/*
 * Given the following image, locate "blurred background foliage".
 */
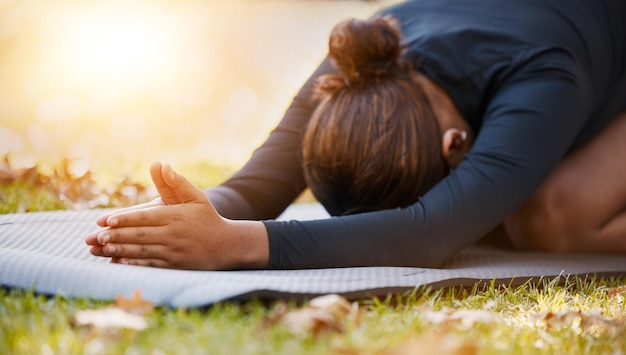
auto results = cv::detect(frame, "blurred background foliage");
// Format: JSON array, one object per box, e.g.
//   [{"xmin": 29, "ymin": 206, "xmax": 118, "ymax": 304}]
[{"xmin": 0, "ymin": 0, "xmax": 399, "ymax": 210}]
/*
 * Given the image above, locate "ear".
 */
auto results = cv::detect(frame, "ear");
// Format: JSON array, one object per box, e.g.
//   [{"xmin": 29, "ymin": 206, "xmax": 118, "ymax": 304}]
[{"xmin": 442, "ymin": 128, "xmax": 468, "ymax": 168}]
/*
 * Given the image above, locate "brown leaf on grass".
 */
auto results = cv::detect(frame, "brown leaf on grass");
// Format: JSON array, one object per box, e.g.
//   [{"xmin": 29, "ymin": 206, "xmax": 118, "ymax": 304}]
[
  {"xmin": 72, "ymin": 307, "xmax": 149, "ymax": 331},
  {"xmin": 533, "ymin": 310, "xmax": 624, "ymax": 334},
  {"xmin": 281, "ymin": 307, "xmax": 342, "ymax": 335},
  {"xmin": 262, "ymin": 301, "xmax": 290, "ymax": 328},
  {"xmin": 2, "ymin": 158, "xmax": 152, "ymax": 211},
  {"xmin": 0, "ymin": 160, "xmax": 19, "ymax": 182},
  {"xmin": 384, "ymin": 333, "xmax": 479, "ymax": 355},
  {"xmin": 381, "ymin": 304, "xmax": 493, "ymax": 355},
  {"xmin": 115, "ymin": 290, "xmax": 155, "ymax": 315},
  {"xmin": 606, "ymin": 285, "xmax": 626, "ymax": 299},
  {"xmin": 309, "ymin": 293, "xmax": 355, "ymax": 322},
  {"xmin": 418, "ymin": 307, "xmax": 500, "ymax": 330},
  {"xmin": 266, "ymin": 294, "xmax": 358, "ymax": 337},
  {"xmin": 71, "ymin": 290, "xmax": 153, "ymax": 331}
]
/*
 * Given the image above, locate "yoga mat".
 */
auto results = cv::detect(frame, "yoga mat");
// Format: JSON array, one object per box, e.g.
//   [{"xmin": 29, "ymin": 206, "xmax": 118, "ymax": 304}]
[{"xmin": 1, "ymin": 204, "xmax": 625, "ymax": 307}]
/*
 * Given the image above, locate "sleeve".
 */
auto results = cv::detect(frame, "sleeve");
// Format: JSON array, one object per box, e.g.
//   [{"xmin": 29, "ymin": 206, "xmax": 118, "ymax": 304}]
[
  {"xmin": 205, "ymin": 58, "xmax": 336, "ymax": 220},
  {"xmin": 264, "ymin": 57, "xmax": 595, "ymax": 269}
]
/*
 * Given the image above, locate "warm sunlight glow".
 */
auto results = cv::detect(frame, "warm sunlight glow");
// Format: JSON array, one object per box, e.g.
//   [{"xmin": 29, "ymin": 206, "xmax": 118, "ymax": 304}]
[
  {"xmin": 0, "ymin": 0, "xmax": 391, "ymax": 178},
  {"xmin": 57, "ymin": 7, "xmax": 173, "ymax": 85},
  {"xmin": 73, "ymin": 19, "xmax": 166, "ymax": 78}
]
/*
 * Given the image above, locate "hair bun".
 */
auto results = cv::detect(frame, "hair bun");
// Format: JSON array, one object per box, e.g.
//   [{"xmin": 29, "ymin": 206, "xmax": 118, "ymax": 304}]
[{"xmin": 328, "ymin": 15, "xmax": 402, "ymax": 80}]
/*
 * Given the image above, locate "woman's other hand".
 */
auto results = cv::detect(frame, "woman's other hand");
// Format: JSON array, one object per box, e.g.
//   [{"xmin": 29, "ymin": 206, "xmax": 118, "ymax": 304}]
[{"xmin": 85, "ymin": 162, "xmax": 269, "ymax": 270}]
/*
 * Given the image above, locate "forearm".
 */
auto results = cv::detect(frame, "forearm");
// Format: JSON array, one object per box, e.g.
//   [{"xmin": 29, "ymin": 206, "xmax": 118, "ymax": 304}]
[{"xmin": 263, "ymin": 206, "xmax": 478, "ymax": 269}]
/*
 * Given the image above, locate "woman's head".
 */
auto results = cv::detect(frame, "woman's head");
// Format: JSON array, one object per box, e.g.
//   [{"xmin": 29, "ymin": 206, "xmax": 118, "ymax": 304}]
[{"xmin": 302, "ymin": 16, "xmax": 449, "ymax": 216}]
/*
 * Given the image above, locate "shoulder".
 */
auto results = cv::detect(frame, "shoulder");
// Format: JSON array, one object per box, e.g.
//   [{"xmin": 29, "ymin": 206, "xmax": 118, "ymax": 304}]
[{"xmin": 419, "ymin": 43, "xmax": 586, "ymax": 130}]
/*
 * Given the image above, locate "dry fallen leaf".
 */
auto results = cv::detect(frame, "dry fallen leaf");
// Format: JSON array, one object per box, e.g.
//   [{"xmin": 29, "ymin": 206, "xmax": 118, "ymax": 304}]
[
  {"xmin": 72, "ymin": 307, "xmax": 148, "ymax": 331},
  {"xmin": 419, "ymin": 307, "xmax": 500, "ymax": 329},
  {"xmin": 533, "ymin": 310, "xmax": 624, "ymax": 334},
  {"xmin": 310, "ymin": 294, "xmax": 355, "ymax": 321},
  {"xmin": 71, "ymin": 290, "xmax": 153, "ymax": 331},
  {"xmin": 606, "ymin": 285, "xmax": 626, "ymax": 299},
  {"xmin": 1, "ymin": 158, "xmax": 152, "ymax": 211},
  {"xmin": 281, "ymin": 307, "xmax": 341, "ymax": 335},
  {"xmin": 267, "ymin": 294, "xmax": 358, "ymax": 336},
  {"xmin": 115, "ymin": 290, "xmax": 155, "ymax": 315},
  {"xmin": 0, "ymin": 160, "xmax": 19, "ymax": 182},
  {"xmin": 385, "ymin": 333, "xmax": 479, "ymax": 355}
]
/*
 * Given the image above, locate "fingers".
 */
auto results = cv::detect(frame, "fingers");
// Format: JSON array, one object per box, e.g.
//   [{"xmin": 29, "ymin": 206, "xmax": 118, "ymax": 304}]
[
  {"xmin": 104, "ymin": 205, "xmax": 170, "ymax": 230},
  {"xmin": 98, "ymin": 241, "xmax": 165, "ymax": 259},
  {"xmin": 160, "ymin": 163, "xmax": 208, "ymax": 204},
  {"xmin": 110, "ymin": 258, "xmax": 170, "ymax": 268},
  {"xmin": 150, "ymin": 161, "xmax": 208, "ymax": 205},
  {"xmin": 150, "ymin": 162, "xmax": 180, "ymax": 205},
  {"xmin": 98, "ymin": 162, "xmax": 205, "ymax": 228},
  {"xmin": 96, "ymin": 224, "xmax": 166, "ymax": 249},
  {"xmin": 96, "ymin": 198, "xmax": 164, "ymax": 227},
  {"xmin": 93, "ymin": 247, "xmax": 170, "ymax": 268},
  {"xmin": 87, "ymin": 206, "xmax": 168, "ymax": 246},
  {"xmin": 90, "ymin": 240, "xmax": 170, "ymax": 268},
  {"xmin": 87, "ymin": 162, "xmax": 214, "ymax": 269},
  {"xmin": 85, "ymin": 233, "xmax": 100, "ymax": 246},
  {"xmin": 88, "ymin": 227, "xmax": 169, "ymax": 261}
]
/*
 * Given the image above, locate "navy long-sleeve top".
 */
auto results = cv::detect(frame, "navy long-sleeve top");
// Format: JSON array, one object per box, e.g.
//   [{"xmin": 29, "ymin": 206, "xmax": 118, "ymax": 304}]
[{"xmin": 207, "ymin": 0, "xmax": 626, "ymax": 269}]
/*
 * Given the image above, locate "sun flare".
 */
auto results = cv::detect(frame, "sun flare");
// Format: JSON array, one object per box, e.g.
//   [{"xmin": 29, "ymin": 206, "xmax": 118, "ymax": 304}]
[
  {"xmin": 0, "ymin": 0, "xmax": 388, "ymax": 175},
  {"xmin": 50, "ymin": 4, "xmax": 176, "ymax": 86},
  {"xmin": 72, "ymin": 17, "xmax": 169, "ymax": 79}
]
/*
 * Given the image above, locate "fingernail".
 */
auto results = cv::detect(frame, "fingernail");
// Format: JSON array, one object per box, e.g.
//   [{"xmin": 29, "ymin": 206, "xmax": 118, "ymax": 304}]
[
  {"xmin": 98, "ymin": 233, "xmax": 110, "ymax": 245},
  {"xmin": 108, "ymin": 218, "xmax": 118, "ymax": 227},
  {"xmin": 106, "ymin": 245, "xmax": 116, "ymax": 254}
]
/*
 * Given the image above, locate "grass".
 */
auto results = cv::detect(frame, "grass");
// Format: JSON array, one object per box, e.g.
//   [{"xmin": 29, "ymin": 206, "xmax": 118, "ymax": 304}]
[
  {"xmin": 1, "ymin": 176, "xmax": 626, "ymax": 354},
  {"xmin": 1, "ymin": 278, "xmax": 625, "ymax": 354},
  {"xmin": 0, "ymin": 180, "xmax": 66, "ymax": 214}
]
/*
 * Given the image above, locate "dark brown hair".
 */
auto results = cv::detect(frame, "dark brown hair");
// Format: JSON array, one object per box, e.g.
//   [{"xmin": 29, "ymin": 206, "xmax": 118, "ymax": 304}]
[{"xmin": 301, "ymin": 16, "xmax": 448, "ymax": 216}]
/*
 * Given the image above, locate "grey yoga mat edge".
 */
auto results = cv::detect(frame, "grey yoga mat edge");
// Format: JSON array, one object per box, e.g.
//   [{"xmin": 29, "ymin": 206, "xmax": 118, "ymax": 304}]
[{"xmin": 1, "ymin": 205, "xmax": 626, "ymax": 307}]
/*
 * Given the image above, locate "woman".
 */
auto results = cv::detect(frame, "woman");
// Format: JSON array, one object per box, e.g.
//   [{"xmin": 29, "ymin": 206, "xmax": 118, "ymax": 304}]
[{"xmin": 86, "ymin": 0, "xmax": 626, "ymax": 270}]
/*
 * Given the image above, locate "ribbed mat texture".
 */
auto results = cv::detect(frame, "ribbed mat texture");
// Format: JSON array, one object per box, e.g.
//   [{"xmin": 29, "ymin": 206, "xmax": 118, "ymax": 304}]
[{"xmin": 2, "ymin": 204, "xmax": 625, "ymax": 307}]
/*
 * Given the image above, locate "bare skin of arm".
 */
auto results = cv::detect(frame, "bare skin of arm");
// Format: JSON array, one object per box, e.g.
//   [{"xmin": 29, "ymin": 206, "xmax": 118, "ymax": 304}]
[{"xmin": 84, "ymin": 162, "xmax": 269, "ymax": 270}]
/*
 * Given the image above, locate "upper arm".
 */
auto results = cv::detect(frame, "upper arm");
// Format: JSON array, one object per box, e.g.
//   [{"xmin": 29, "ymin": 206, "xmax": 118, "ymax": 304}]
[{"xmin": 423, "ymin": 66, "xmax": 595, "ymax": 239}]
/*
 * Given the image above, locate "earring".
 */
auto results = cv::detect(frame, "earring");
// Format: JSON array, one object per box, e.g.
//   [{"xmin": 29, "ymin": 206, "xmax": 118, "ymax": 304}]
[{"xmin": 461, "ymin": 130, "xmax": 468, "ymax": 141}]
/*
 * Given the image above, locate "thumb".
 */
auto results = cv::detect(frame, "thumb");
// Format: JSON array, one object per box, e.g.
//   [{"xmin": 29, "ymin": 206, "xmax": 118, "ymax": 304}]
[
  {"xmin": 161, "ymin": 163, "xmax": 208, "ymax": 204},
  {"xmin": 150, "ymin": 161, "xmax": 179, "ymax": 205}
]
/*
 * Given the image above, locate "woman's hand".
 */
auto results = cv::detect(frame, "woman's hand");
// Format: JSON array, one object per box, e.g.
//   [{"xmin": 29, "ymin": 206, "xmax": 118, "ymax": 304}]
[{"xmin": 85, "ymin": 162, "xmax": 269, "ymax": 270}]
